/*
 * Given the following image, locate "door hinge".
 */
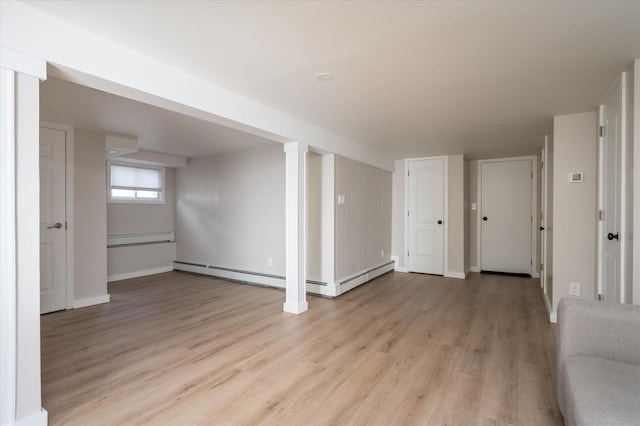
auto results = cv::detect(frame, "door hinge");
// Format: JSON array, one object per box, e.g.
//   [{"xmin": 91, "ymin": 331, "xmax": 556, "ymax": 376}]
[
  {"xmin": 65, "ymin": 221, "xmax": 68, "ymax": 229},
  {"xmin": 599, "ymin": 125, "xmax": 606, "ymax": 137},
  {"xmin": 597, "ymin": 294, "xmax": 604, "ymax": 301},
  {"xmin": 407, "ymin": 251, "xmax": 410, "ymax": 257},
  {"xmin": 541, "ymin": 263, "xmax": 544, "ymax": 269},
  {"xmin": 530, "ymin": 259, "xmax": 533, "ymax": 266},
  {"xmin": 599, "ymin": 209, "xmax": 605, "ymax": 221},
  {"xmin": 407, "ymin": 211, "xmax": 410, "ymax": 217},
  {"xmin": 407, "ymin": 170, "xmax": 410, "ymax": 177}
]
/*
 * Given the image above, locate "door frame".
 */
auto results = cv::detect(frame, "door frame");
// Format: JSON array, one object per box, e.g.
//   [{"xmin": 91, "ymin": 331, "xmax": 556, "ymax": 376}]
[
  {"xmin": 477, "ymin": 155, "xmax": 539, "ymax": 277},
  {"xmin": 597, "ymin": 72, "xmax": 630, "ymax": 303},
  {"xmin": 540, "ymin": 146, "xmax": 545, "ymax": 289},
  {"xmin": 404, "ymin": 156, "xmax": 448, "ymax": 276},
  {"xmin": 40, "ymin": 121, "xmax": 74, "ymax": 309}
]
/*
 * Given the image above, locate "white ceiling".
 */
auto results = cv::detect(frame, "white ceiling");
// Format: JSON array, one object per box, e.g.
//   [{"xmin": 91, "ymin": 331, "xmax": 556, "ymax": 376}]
[
  {"xmin": 40, "ymin": 77, "xmax": 277, "ymax": 158},
  {"xmin": 28, "ymin": 0, "xmax": 640, "ymax": 160}
]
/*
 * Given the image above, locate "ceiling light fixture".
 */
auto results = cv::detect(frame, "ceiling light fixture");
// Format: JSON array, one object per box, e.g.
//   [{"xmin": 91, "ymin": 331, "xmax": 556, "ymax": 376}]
[{"xmin": 315, "ymin": 72, "xmax": 334, "ymax": 82}]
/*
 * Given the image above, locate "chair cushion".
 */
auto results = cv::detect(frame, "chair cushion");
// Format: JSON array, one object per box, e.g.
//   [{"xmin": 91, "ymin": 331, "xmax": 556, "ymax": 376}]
[{"xmin": 564, "ymin": 355, "xmax": 640, "ymax": 426}]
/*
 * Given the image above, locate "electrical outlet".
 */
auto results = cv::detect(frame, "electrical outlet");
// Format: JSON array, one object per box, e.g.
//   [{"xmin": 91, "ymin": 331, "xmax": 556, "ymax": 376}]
[
  {"xmin": 381, "ymin": 249, "xmax": 384, "ymax": 258},
  {"xmin": 267, "ymin": 257, "xmax": 273, "ymax": 267},
  {"xmin": 569, "ymin": 282, "xmax": 581, "ymax": 296}
]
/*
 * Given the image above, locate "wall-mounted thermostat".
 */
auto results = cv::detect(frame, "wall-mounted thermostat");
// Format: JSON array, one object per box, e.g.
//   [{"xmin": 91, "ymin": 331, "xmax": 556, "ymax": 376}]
[{"xmin": 569, "ymin": 172, "xmax": 583, "ymax": 183}]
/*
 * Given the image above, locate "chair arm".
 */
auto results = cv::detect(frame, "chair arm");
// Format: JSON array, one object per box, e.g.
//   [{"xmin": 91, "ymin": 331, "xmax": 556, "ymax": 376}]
[{"xmin": 556, "ymin": 297, "xmax": 640, "ymax": 415}]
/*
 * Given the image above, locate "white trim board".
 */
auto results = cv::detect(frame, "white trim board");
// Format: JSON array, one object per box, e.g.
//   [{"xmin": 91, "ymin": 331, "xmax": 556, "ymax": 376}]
[
  {"xmin": 444, "ymin": 271, "xmax": 467, "ymax": 279},
  {"xmin": 173, "ymin": 261, "xmax": 395, "ymax": 298},
  {"xmin": 14, "ymin": 408, "xmax": 48, "ymax": 426},
  {"xmin": 73, "ymin": 294, "xmax": 110, "ymax": 309},
  {"xmin": 0, "ymin": 67, "xmax": 18, "ymax": 426},
  {"xmin": 0, "ymin": 47, "xmax": 46, "ymax": 80},
  {"xmin": 107, "ymin": 265, "xmax": 173, "ymax": 283}
]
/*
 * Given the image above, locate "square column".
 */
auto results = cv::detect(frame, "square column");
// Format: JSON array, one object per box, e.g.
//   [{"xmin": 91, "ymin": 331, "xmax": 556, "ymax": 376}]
[{"xmin": 283, "ymin": 142, "xmax": 308, "ymax": 314}]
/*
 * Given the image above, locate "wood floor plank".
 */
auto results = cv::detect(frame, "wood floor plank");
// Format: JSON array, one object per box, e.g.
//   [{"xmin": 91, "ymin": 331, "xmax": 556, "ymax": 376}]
[{"xmin": 41, "ymin": 271, "xmax": 560, "ymax": 425}]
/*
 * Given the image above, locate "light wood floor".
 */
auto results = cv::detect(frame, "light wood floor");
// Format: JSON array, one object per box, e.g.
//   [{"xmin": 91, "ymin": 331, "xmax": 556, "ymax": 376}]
[{"xmin": 41, "ymin": 271, "xmax": 562, "ymax": 425}]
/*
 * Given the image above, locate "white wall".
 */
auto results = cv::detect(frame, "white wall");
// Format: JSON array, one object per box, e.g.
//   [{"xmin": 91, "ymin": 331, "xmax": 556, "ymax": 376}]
[
  {"xmin": 73, "ymin": 129, "xmax": 108, "ymax": 304},
  {"xmin": 335, "ymin": 155, "xmax": 392, "ymax": 281},
  {"xmin": 468, "ymin": 160, "xmax": 479, "ymax": 270},
  {"xmin": 552, "ymin": 111, "xmax": 598, "ymax": 315},
  {"xmin": 391, "ymin": 159, "xmax": 406, "ymax": 270},
  {"xmin": 307, "ymin": 153, "xmax": 335, "ymax": 283},
  {"xmin": 447, "ymin": 154, "xmax": 466, "ymax": 277},
  {"xmin": 464, "ymin": 159, "xmax": 470, "ymax": 273},
  {"xmin": 175, "ymin": 145, "xmax": 286, "ymax": 276},
  {"xmin": 107, "ymin": 167, "xmax": 176, "ymax": 281}
]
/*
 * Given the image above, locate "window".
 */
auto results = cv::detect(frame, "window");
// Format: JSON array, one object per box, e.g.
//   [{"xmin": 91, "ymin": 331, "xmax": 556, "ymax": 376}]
[{"xmin": 108, "ymin": 162, "xmax": 164, "ymax": 203}]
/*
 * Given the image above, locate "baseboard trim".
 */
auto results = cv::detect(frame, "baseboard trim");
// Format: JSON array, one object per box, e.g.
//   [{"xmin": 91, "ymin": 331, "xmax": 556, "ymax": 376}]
[
  {"xmin": 173, "ymin": 260, "xmax": 394, "ymax": 297},
  {"xmin": 391, "ymin": 256, "xmax": 407, "ymax": 272},
  {"xmin": 542, "ymin": 289, "xmax": 556, "ymax": 323},
  {"xmin": 15, "ymin": 408, "xmax": 48, "ymax": 426},
  {"xmin": 336, "ymin": 261, "xmax": 395, "ymax": 295},
  {"xmin": 444, "ymin": 271, "xmax": 466, "ymax": 279},
  {"xmin": 107, "ymin": 265, "xmax": 174, "ymax": 282},
  {"xmin": 470, "ymin": 266, "xmax": 481, "ymax": 273},
  {"xmin": 73, "ymin": 294, "xmax": 110, "ymax": 309}
]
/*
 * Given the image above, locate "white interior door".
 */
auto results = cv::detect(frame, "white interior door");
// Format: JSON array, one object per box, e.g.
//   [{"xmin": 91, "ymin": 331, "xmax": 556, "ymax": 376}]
[
  {"xmin": 481, "ymin": 159, "xmax": 532, "ymax": 275},
  {"xmin": 40, "ymin": 126, "xmax": 67, "ymax": 314},
  {"xmin": 407, "ymin": 158, "xmax": 444, "ymax": 275},
  {"xmin": 601, "ymin": 80, "xmax": 622, "ymax": 303}
]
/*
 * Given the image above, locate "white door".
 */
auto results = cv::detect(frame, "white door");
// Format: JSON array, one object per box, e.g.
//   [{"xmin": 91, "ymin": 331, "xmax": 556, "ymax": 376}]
[
  {"xmin": 481, "ymin": 159, "xmax": 532, "ymax": 275},
  {"xmin": 601, "ymin": 80, "xmax": 622, "ymax": 303},
  {"xmin": 407, "ymin": 158, "xmax": 444, "ymax": 275},
  {"xmin": 40, "ymin": 126, "xmax": 67, "ymax": 314}
]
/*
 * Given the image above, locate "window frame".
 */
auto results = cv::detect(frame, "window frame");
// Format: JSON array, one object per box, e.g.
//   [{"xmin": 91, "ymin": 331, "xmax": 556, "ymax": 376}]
[{"xmin": 107, "ymin": 160, "xmax": 165, "ymax": 204}]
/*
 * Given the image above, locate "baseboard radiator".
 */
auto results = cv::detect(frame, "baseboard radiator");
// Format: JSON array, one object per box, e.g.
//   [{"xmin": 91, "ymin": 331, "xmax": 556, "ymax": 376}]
[
  {"xmin": 107, "ymin": 231, "xmax": 175, "ymax": 248},
  {"xmin": 173, "ymin": 260, "xmax": 395, "ymax": 297}
]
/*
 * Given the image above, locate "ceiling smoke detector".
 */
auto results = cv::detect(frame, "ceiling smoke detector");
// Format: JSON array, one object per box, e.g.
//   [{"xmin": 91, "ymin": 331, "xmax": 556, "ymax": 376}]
[{"xmin": 315, "ymin": 72, "xmax": 334, "ymax": 82}]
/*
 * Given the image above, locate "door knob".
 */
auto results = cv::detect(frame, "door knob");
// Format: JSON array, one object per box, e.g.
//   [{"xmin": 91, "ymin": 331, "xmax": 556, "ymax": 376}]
[
  {"xmin": 607, "ymin": 232, "xmax": 619, "ymax": 241},
  {"xmin": 540, "ymin": 226, "xmax": 545, "ymax": 231},
  {"xmin": 437, "ymin": 220, "xmax": 443, "ymax": 225},
  {"xmin": 482, "ymin": 216, "xmax": 488, "ymax": 221},
  {"xmin": 47, "ymin": 222, "xmax": 63, "ymax": 229}
]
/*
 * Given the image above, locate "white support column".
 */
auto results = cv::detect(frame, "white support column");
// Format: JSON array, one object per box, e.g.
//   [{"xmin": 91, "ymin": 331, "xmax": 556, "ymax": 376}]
[
  {"xmin": 283, "ymin": 142, "xmax": 308, "ymax": 314},
  {"xmin": 1, "ymin": 48, "xmax": 48, "ymax": 426}
]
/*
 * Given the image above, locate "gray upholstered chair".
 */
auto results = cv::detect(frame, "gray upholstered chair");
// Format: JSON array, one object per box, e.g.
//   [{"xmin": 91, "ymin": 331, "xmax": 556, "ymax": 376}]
[{"xmin": 557, "ymin": 297, "xmax": 640, "ymax": 426}]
